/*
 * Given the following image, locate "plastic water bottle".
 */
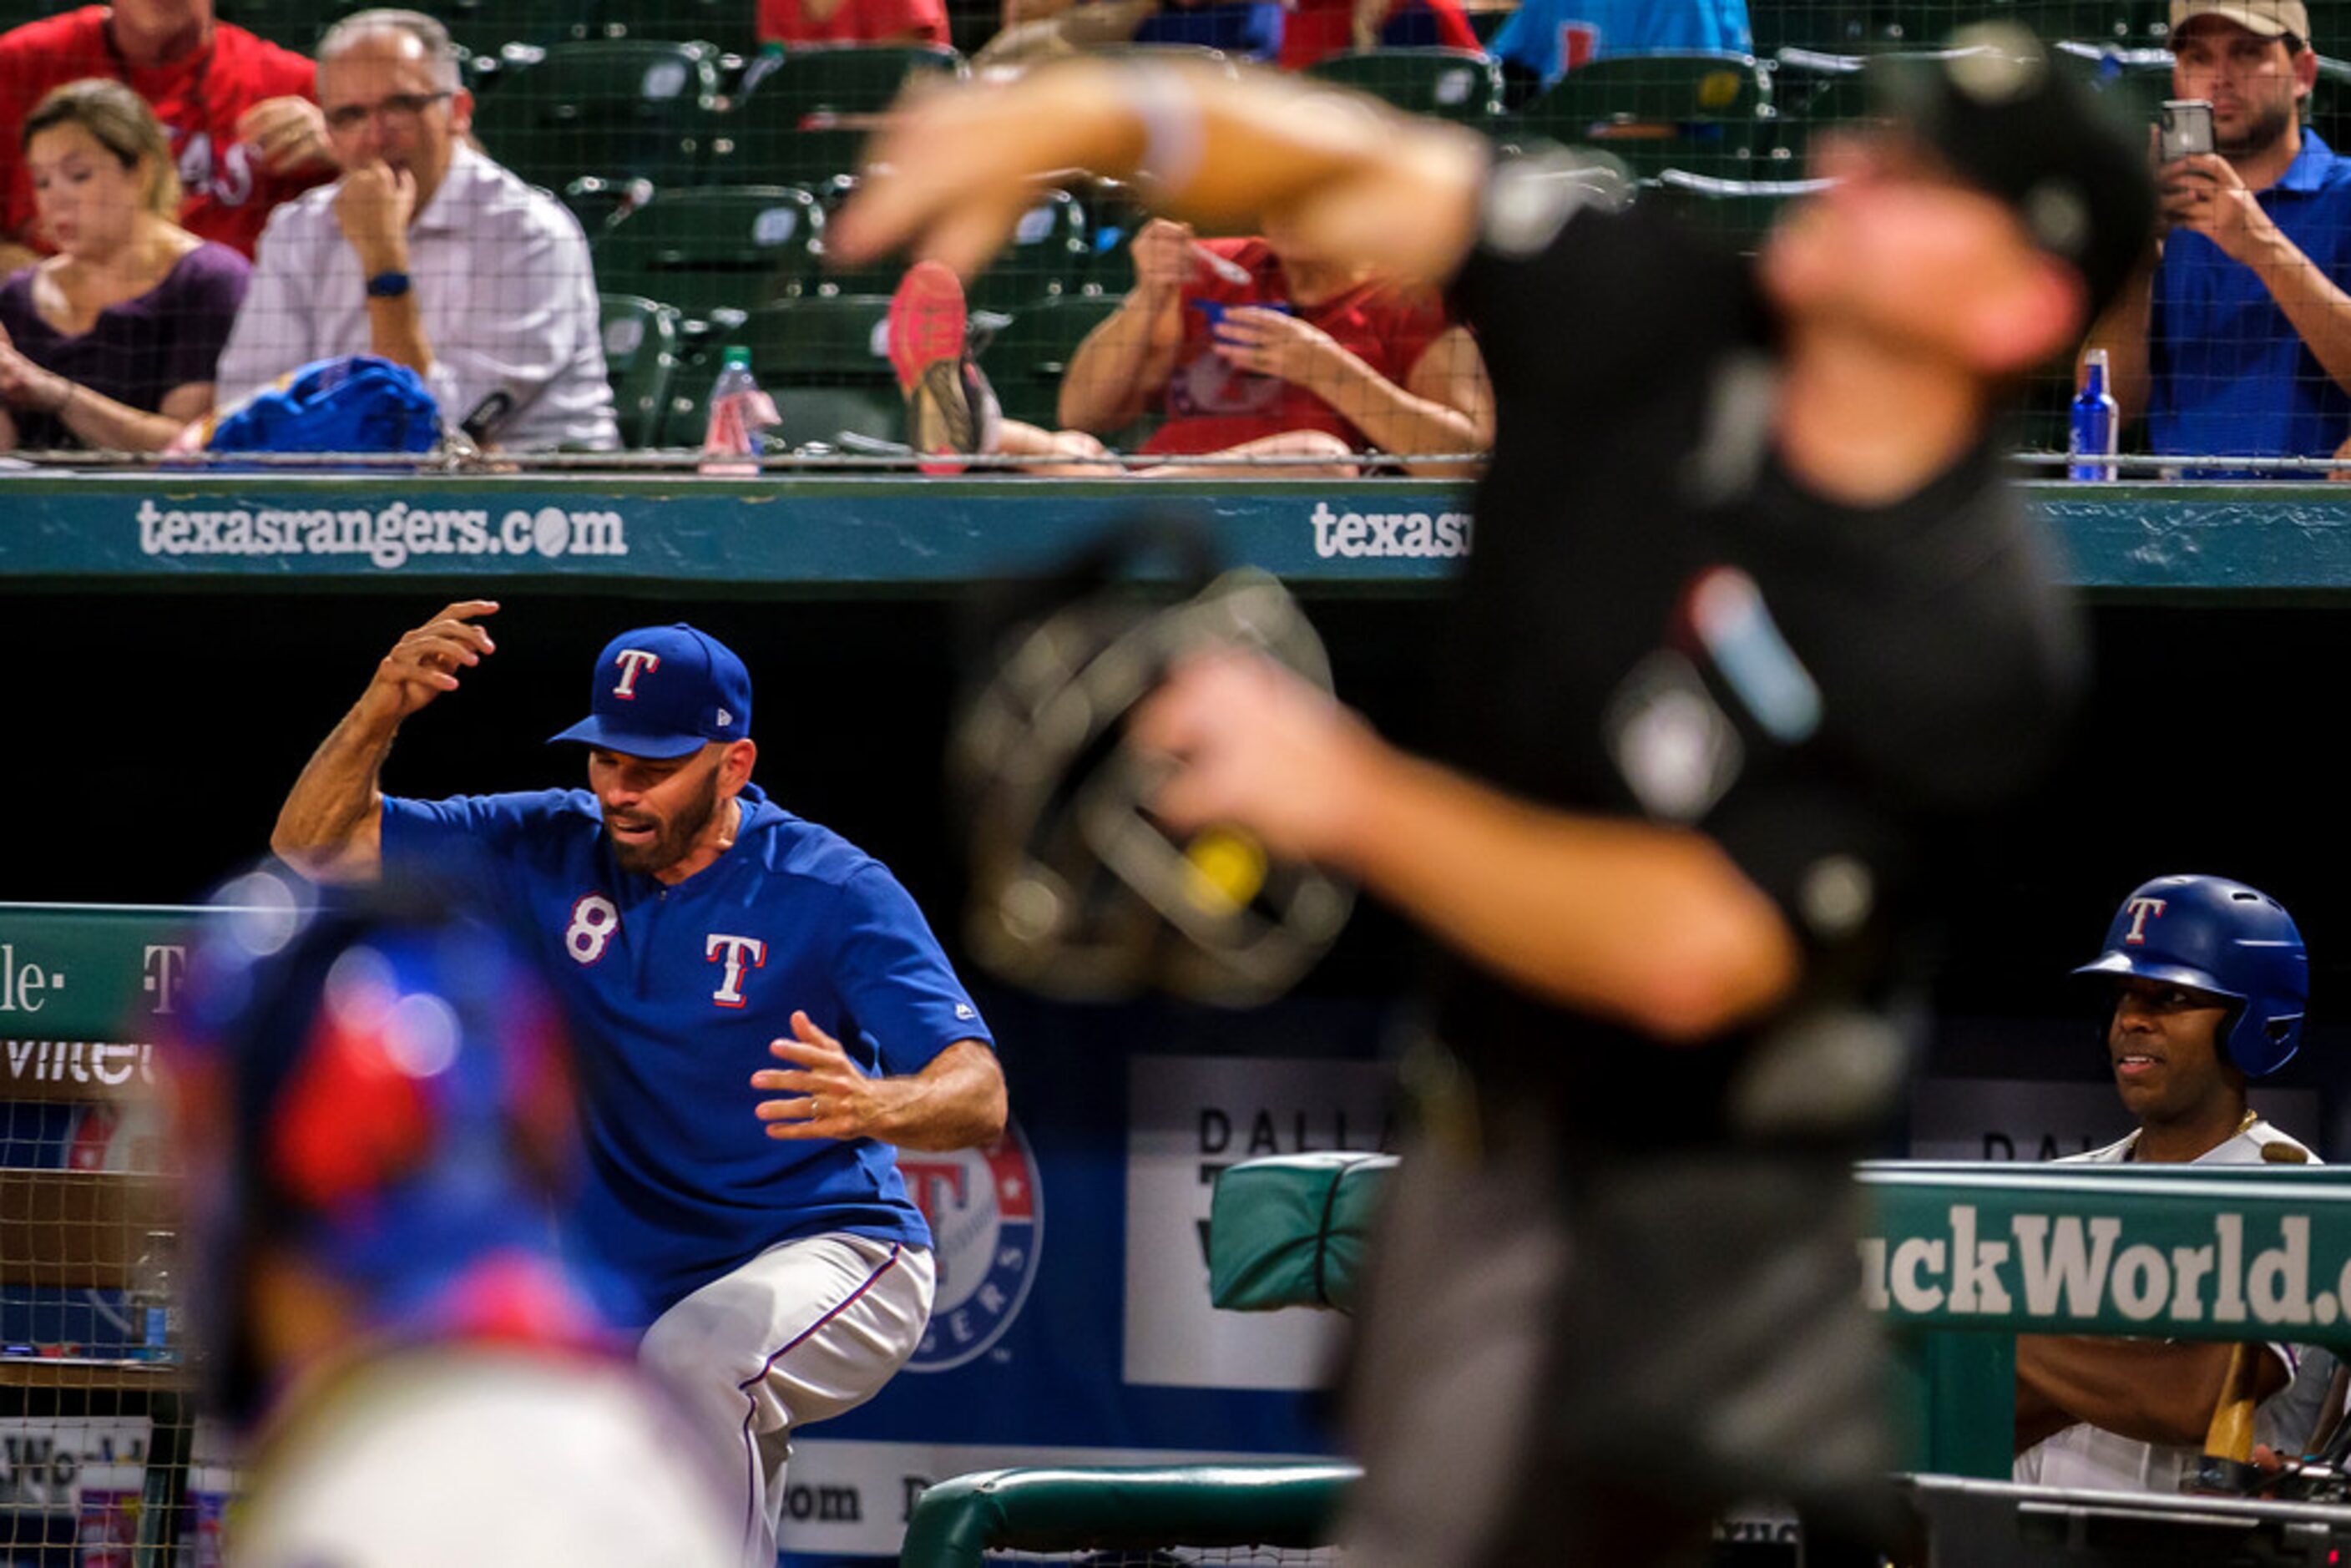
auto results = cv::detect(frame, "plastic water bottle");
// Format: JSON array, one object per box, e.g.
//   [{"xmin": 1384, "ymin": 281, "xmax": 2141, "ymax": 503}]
[
  {"xmin": 700, "ymin": 346, "xmax": 779, "ymax": 477},
  {"xmin": 128, "ymin": 1229, "xmax": 178, "ymax": 1363},
  {"xmin": 2069, "ymin": 348, "xmax": 2119, "ymax": 482}
]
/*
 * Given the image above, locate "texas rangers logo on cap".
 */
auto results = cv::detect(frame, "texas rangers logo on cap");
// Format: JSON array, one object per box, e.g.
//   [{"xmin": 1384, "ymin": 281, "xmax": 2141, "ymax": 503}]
[{"xmin": 549, "ymin": 624, "xmax": 752, "ymax": 759}]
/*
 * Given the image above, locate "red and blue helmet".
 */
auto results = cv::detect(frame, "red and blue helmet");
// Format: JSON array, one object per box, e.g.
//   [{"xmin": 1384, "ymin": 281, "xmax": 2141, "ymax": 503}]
[
  {"xmin": 164, "ymin": 866, "xmax": 605, "ymax": 1416},
  {"xmin": 2073, "ymin": 874, "xmax": 2309, "ymax": 1077}
]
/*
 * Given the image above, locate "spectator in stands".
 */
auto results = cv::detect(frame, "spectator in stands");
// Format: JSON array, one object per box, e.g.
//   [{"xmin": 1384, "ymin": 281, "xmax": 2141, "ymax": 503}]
[
  {"xmin": 0, "ymin": 78, "xmax": 246, "ymax": 452},
  {"xmin": 1487, "ymin": 0, "xmax": 1752, "ymax": 101},
  {"xmin": 213, "ymin": 9, "xmax": 616, "ymax": 452},
  {"xmin": 2015, "ymin": 874, "xmax": 2343, "ymax": 1490},
  {"xmin": 1130, "ymin": 0, "xmax": 1286, "ymax": 62},
  {"xmin": 0, "ymin": 0, "xmax": 329, "ymax": 276},
  {"xmin": 1053, "ymin": 215, "xmax": 1492, "ymax": 476},
  {"xmin": 758, "ymin": 0, "xmax": 950, "ymax": 48},
  {"xmin": 2081, "ymin": 0, "xmax": 2351, "ymax": 475}
]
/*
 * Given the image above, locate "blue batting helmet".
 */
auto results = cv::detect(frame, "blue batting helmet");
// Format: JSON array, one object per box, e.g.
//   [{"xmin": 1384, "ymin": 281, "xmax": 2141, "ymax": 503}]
[
  {"xmin": 164, "ymin": 865, "xmax": 601, "ymax": 1418},
  {"xmin": 2073, "ymin": 874, "xmax": 2309, "ymax": 1076}
]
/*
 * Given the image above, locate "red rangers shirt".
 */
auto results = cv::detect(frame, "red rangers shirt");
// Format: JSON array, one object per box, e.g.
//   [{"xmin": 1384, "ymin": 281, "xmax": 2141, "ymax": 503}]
[{"xmin": 0, "ymin": 8, "xmax": 323, "ymax": 258}]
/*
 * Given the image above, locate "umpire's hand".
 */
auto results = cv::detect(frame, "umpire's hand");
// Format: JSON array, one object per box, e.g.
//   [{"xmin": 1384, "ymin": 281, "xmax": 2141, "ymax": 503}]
[{"xmin": 1130, "ymin": 650, "xmax": 1382, "ymax": 867}]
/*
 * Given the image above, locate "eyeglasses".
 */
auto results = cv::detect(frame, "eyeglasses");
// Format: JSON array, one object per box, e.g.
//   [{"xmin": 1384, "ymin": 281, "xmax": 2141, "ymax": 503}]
[{"xmin": 322, "ymin": 90, "xmax": 452, "ymax": 133}]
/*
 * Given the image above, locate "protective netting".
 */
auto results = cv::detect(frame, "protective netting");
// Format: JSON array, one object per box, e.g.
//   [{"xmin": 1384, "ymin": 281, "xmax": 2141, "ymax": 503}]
[
  {"xmin": 0, "ymin": 1044, "xmax": 215, "ymax": 1566},
  {"xmin": 0, "ymin": 4, "xmax": 2338, "ymax": 467}
]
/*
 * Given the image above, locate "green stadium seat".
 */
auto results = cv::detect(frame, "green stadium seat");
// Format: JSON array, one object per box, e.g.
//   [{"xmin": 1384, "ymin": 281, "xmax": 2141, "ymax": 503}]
[
  {"xmin": 604, "ymin": 0, "xmax": 761, "ymax": 56},
  {"xmin": 1304, "ymin": 48, "xmax": 1504, "ymax": 126},
  {"xmin": 432, "ymin": 0, "xmax": 610, "ymax": 59},
  {"xmin": 1509, "ymin": 52, "xmax": 1773, "ymax": 181},
  {"xmin": 1640, "ymin": 169, "xmax": 1825, "ymax": 254},
  {"xmin": 660, "ymin": 296, "xmax": 907, "ymax": 449},
  {"xmin": 593, "ymin": 185, "xmax": 827, "ymax": 317},
  {"xmin": 978, "ymin": 291, "xmax": 1160, "ymax": 448},
  {"xmin": 720, "ymin": 45, "xmax": 962, "ymax": 183},
  {"xmin": 980, "ymin": 292, "xmax": 1120, "ymax": 431},
  {"xmin": 472, "ymin": 39, "xmax": 723, "ymax": 195},
  {"xmin": 1748, "ymin": 2, "xmax": 1877, "ymax": 55},
  {"xmin": 809, "ymin": 183, "xmax": 1090, "ymax": 312},
  {"xmin": 214, "ymin": 0, "xmax": 332, "ymax": 48},
  {"xmin": 600, "ymin": 292, "xmax": 681, "ymax": 446}
]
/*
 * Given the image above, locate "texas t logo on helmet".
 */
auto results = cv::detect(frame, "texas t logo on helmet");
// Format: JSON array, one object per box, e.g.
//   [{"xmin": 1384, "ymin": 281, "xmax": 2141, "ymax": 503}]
[
  {"xmin": 2077, "ymin": 874, "xmax": 2309, "ymax": 1076},
  {"xmin": 2121, "ymin": 896, "xmax": 2167, "ymax": 943}
]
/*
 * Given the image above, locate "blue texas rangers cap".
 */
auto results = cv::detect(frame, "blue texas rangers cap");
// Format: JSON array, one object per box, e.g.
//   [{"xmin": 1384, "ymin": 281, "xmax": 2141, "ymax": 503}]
[{"xmin": 549, "ymin": 623, "xmax": 752, "ymax": 758}]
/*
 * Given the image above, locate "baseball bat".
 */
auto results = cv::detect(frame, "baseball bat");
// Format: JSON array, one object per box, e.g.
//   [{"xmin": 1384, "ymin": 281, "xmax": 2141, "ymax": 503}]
[{"xmin": 2191, "ymin": 1341, "xmax": 2263, "ymax": 1494}]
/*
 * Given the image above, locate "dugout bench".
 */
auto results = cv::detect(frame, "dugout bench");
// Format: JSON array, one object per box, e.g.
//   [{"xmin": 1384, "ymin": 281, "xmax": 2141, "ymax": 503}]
[{"xmin": 898, "ymin": 1153, "xmax": 2351, "ymax": 1565}]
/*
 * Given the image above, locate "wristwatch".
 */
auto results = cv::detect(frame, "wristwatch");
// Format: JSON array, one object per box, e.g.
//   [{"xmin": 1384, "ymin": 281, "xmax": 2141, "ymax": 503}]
[{"xmin": 365, "ymin": 270, "xmax": 412, "ymax": 298}]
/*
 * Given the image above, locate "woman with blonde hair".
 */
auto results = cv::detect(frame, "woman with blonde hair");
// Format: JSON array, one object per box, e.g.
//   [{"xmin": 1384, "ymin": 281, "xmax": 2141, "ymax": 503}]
[{"xmin": 0, "ymin": 78, "xmax": 250, "ymax": 451}]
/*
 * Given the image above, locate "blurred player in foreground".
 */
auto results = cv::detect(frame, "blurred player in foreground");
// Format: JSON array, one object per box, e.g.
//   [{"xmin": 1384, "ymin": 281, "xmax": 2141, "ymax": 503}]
[
  {"xmin": 836, "ymin": 31, "xmax": 2148, "ymax": 1566},
  {"xmin": 164, "ymin": 868, "xmax": 737, "ymax": 1565},
  {"xmin": 270, "ymin": 610, "xmax": 1006, "ymax": 1567},
  {"xmin": 2016, "ymin": 874, "xmax": 2343, "ymax": 1491}
]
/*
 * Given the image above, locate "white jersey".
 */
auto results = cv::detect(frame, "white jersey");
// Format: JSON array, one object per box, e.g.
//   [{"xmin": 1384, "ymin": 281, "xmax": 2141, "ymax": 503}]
[
  {"xmin": 232, "ymin": 1344, "xmax": 740, "ymax": 1566},
  {"xmin": 2014, "ymin": 1118, "xmax": 2338, "ymax": 1493}
]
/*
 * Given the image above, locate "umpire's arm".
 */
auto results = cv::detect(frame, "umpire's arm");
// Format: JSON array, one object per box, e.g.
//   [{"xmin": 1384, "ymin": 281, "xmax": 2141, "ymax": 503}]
[
  {"xmin": 273, "ymin": 600, "xmax": 502, "ymax": 883},
  {"xmin": 1133, "ymin": 654, "xmax": 1799, "ymax": 1044}
]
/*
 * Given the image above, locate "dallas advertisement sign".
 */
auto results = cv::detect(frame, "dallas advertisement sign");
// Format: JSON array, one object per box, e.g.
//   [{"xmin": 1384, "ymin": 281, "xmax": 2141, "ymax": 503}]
[{"xmin": 1858, "ymin": 1163, "xmax": 2351, "ymax": 1338}]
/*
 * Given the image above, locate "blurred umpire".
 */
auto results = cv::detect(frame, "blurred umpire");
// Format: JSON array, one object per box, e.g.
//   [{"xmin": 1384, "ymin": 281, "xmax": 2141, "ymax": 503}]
[{"xmin": 836, "ymin": 28, "xmax": 2150, "ymax": 1567}]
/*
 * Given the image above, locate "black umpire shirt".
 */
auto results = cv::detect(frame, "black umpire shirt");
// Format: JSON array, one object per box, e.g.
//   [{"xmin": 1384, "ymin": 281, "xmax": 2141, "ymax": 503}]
[{"xmin": 1432, "ymin": 162, "xmax": 2085, "ymax": 1161}]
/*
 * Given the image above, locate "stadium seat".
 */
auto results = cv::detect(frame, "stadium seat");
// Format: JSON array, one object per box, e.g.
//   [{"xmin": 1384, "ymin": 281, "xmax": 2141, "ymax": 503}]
[
  {"xmin": 720, "ymin": 44, "xmax": 963, "ymax": 184},
  {"xmin": 600, "ymin": 293, "xmax": 681, "ymax": 447},
  {"xmin": 1509, "ymin": 52, "xmax": 1773, "ymax": 181},
  {"xmin": 433, "ymin": 0, "xmax": 611, "ymax": 58},
  {"xmin": 979, "ymin": 291, "xmax": 1161, "ymax": 449},
  {"xmin": 214, "ymin": 0, "xmax": 331, "ymax": 48},
  {"xmin": 603, "ymin": 0, "xmax": 761, "ymax": 56},
  {"xmin": 1640, "ymin": 169, "xmax": 1826, "ymax": 255},
  {"xmin": 472, "ymin": 39, "xmax": 724, "ymax": 195},
  {"xmin": 1747, "ymin": 2, "xmax": 1877, "ymax": 55},
  {"xmin": 810, "ymin": 181, "xmax": 1090, "ymax": 314},
  {"xmin": 659, "ymin": 296, "xmax": 907, "ymax": 450},
  {"xmin": 593, "ymin": 185, "xmax": 827, "ymax": 318},
  {"xmin": 1304, "ymin": 48, "xmax": 1504, "ymax": 127}
]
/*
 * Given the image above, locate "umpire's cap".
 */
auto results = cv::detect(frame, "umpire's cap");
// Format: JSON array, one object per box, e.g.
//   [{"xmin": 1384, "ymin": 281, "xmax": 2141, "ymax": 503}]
[{"xmin": 1872, "ymin": 23, "xmax": 2157, "ymax": 321}]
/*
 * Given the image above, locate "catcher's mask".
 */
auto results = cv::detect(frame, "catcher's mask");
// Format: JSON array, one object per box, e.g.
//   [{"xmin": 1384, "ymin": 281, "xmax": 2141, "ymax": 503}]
[{"xmin": 951, "ymin": 515, "xmax": 1354, "ymax": 1005}]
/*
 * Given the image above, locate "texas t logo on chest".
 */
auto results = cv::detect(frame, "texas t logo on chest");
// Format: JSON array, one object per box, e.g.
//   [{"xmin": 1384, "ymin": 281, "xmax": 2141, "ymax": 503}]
[{"xmin": 705, "ymin": 933, "xmax": 767, "ymax": 1007}]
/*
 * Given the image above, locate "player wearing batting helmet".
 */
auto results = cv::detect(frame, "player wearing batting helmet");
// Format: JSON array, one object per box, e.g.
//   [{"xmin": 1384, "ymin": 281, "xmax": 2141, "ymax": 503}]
[
  {"xmin": 2015, "ymin": 874, "xmax": 2340, "ymax": 1495},
  {"xmin": 162, "ymin": 865, "xmax": 737, "ymax": 1566}
]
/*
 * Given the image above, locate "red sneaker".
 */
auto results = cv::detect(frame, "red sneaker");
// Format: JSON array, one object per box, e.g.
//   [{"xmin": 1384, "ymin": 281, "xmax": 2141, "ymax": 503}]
[{"xmin": 887, "ymin": 260, "xmax": 974, "ymax": 475}]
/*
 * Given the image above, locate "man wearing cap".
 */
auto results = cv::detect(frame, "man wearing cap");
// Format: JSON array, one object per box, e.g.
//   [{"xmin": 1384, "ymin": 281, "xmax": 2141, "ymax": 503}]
[
  {"xmin": 270, "ymin": 601, "xmax": 1006, "ymax": 1568},
  {"xmin": 2081, "ymin": 0, "xmax": 2351, "ymax": 473},
  {"xmin": 831, "ymin": 25, "xmax": 2135, "ymax": 1565}
]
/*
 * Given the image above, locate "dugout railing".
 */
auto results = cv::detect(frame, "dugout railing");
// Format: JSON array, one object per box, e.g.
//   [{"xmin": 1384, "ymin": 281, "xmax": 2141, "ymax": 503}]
[
  {"xmin": 890, "ymin": 1153, "xmax": 2351, "ymax": 1565},
  {"xmin": 14, "ymin": 474, "xmax": 2351, "ymax": 597}
]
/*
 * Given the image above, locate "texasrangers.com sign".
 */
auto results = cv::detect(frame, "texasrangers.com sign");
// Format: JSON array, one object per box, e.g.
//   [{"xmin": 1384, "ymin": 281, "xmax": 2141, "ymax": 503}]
[
  {"xmin": 134, "ymin": 498, "xmax": 627, "ymax": 569},
  {"xmin": 1857, "ymin": 1164, "xmax": 2351, "ymax": 1338}
]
